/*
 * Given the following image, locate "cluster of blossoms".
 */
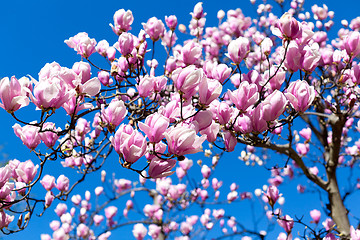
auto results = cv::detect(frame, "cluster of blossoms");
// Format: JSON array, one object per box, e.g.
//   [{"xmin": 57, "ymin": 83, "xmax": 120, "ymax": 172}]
[{"xmin": 2, "ymin": 0, "xmax": 360, "ymax": 239}]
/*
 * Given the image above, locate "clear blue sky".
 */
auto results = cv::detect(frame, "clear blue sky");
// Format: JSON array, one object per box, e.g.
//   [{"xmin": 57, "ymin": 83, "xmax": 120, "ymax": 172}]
[{"xmin": 1, "ymin": 0, "xmax": 360, "ymax": 239}]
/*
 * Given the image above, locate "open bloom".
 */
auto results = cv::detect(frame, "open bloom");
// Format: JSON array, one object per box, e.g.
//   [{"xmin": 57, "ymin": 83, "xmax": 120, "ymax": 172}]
[
  {"xmin": 198, "ymin": 78, "xmax": 222, "ymax": 106},
  {"xmin": 15, "ymin": 160, "xmax": 38, "ymax": 184},
  {"xmin": 261, "ymin": 90, "xmax": 287, "ymax": 122},
  {"xmin": 39, "ymin": 122, "xmax": 60, "ymax": 148},
  {"xmin": 0, "ymin": 76, "xmax": 29, "ymax": 113},
  {"xmin": 181, "ymin": 40, "xmax": 202, "ymax": 65},
  {"xmin": 285, "ymin": 80, "xmax": 315, "ymax": 112},
  {"xmin": 164, "ymin": 125, "xmax": 206, "ymax": 156},
  {"xmin": 65, "ymin": 32, "xmax": 97, "ymax": 58},
  {"xmin": 148, "ymin": 157, "xmax": 177, "ymax": 178},
  {"xmin": 110, "ymin": 9, "xmax": 134, "ymax": 35},
  {"xmin": 118, "ymin": 32, "xmax": 134, "ymax": 56},
  {"xmin": 110, "ymin": 125, "xmax": 147, "ymax": 164},
  {"xmin": 277, "ymin": 215, "xmax": 294, "ymax": 234},
  {"xmin": 142, "ymin": 17, "xmax": 165, "ymax": 41},
  {"xmin": 133, "ymin": 223, "xmax": 147, "ymax": 240},
  {"xmin": 40, "ymin": 175, "xmax": 56, "ymax": 191},
  {"xmin": 350, "ymin": 226, "xmax": 360, "ymax": 240},
  {"xmin": 13, "ymin": 123, "xmax": 41, "ymax": 150},
  {"xmin": 272, "ymin": 12, "xmax": 302, "ymax": 40},
  {"xmin": 344, "ymin": 31, "xmax": 360, "ymax": 57},
  {"xmin": 228, "ymin": 81, "xmax": 259, "ymax": 112},
  {"xmin": 172, "ymin": 65, "xmax": 204, "ymax": 99},
  {"xmin": 101, "ymin": 99, "xmax": 128, "ymax": 132},
  {"xmin": 138, "ymin": 113, "xmax": 169, "ymax": 143},
  {"xmin": 227, "ymin": 37, "xmax": 250, "ymax": 64}
]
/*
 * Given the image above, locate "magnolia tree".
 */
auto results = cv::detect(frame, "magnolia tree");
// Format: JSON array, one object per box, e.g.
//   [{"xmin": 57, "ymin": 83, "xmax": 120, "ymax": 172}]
[{"xmin": 2, "ymin": 0, "xmax": 360, "ymax": 239}]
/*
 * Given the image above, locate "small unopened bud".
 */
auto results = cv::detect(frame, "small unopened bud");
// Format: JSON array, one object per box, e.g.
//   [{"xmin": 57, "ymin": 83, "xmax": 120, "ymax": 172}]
[
  {"xmin": 178, "ymin": 24, "xmax": 186, "ymax": 33},
  {"xmin": 217, "ymin": 10, "xmax": 225, "ymax": 20},
  {"xmin": 17, "ymin": 214, "xmax": 23, "ymax": 228},
  {"xmin": 101, "ymin": 170, "xmax": 106, "ymax": 182},
  {"xmin": 24, "ymin": 212, "xmax": 31, "ymax": 222}
]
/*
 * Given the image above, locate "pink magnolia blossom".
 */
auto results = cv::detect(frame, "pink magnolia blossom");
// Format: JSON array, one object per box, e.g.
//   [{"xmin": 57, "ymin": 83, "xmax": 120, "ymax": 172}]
[
  {"xmin": 296, "ymin": 143, "xmax": 309, "ymax": 155},
  {"xmin": 52, "ymin": 228, "xmax": 68, "ymax": 240},
  {"xmin": 54, "ymin": 203, "xmax": 67, "ymax": 217},
  {"xmin": 137, "ymin": 75, "xmax": 155, "ymax": 98},
  {"xmin": 344, "ymin": 31, "xmax": 360, "ymax": 57},
  {"xmin": 110, "ymin": 125, "xmax": 147, "ymax": 164},
  {"xmin": 180, "ymin": 221, "xmax": 193, "ymax": 235},
  {"xmin": 249, "ymin": 105, "xmax": 268, "ymax": 133},
  {"xmin": 44, "ymin": 191, "xmax": 54, "ymax": 208},
  {"xmin": 200, "ymin": 121, "xmax": 220, "ymax": 143},
  {"xmin": 191, "ymin": 2, "xmax": 205, "ymax": 19},
  {"xmin": 172, "ymin": 65, "xmax": 204, "ymax": 99},
  {"xmin": 181, "ymin": 41, "xmax": 202, "ymax": 65},
  {"xmin": 214, "ymin": 101, "xmax": 232, "ymax": 125},
  {"xmin": 264, "ymin": 185, "xmax": 280, "ymax": 208},
  {"xmin": 118, "ymin": 32, "xmax": 134, "ymax": 56},
  {"xmin": 41, "ymin": 174, "xmax": 56, "ymax": 191},
  {"xmin": 227, "ymin": 37, "xmax": 250, "ymax": 64},
  {"xmin": 277, "ymin": 215, "xmax": 294, "ymax": 233},
  {"xmin": 39, "ymin": 122, "xmax": 60, "ymax": 148},
  {"xmin": 72, "ymin": 62, "xmax": 91, "ymax": 84},
  {"xmin": 260, "ymin": 37, "xmax": 273, "ymax": 56},
  {"xmin": 0, "ymin": 76, "xmax": 29, "ymax": 113},
  {"xmin": 350, "ymin": 226, "xmax": 360, "ymax": 240},
  {"xmin": 148, "ymin": 158, "xmax": 177, "ymax": 178},
  {"xmin": 201, "ymin": 165, "xmax": 211, "ymax": 179},
  {"xmin": 285, "ymin": 41, "xmax": 303, "ymax": 73},
  {"xmin": 101, "ymin": 99, "xmax": 127, "ymax": 132},
  {"xmin": 228, "ymin": 81, "xmax": 259, "ymax": 112},
  {"xmin": 211, "ymin": 64, "xmax": 231, "ymax": 84},
  {"xmin": 62, "ymin": 96, "xmax": 93, "ymax": 116},
  {"xmin": 272, "ymin": 12, "xmax": 302, "ymax": 40},
  {"xmin": 93, "ymin": 215, "xmax": 104, "ymax": 226},
  {"xmin": 76, "ymin": 224, "xmax": 89, "ymax": 238},
  {"xmin": 285, "ymin": 80, "xmax": 316, "ymax": 112},
  {"xmin": 0, "ymin": 211, "xmax": 14, "ymax": 229},
  {"xmin": 261, "ymin": 90, "xmax": 287, "ymax": 122},
  {"xmin": 0, "ymin": 165, "xmax": 11, "ymax": 189},
  {"xmin": 148, "ymin": 224, "xmax": 161, "ymax": 239},
  {"xmin": 132, "ymin": 223, "xmax": 147, "ymax": 240},
  {"xmin": 310, "ymin": 209, "xmax": 321, "ymax": 224},
  {"xmin": 138, "ymin": 112, "xmax": 169, "ymax": 143},
  {"xmin": 110, "ymin": 9, "xmax": 134, "ymax": 35},
  {"xmin": 65, "ymin": 32, "xmax": 97, "ymax": 58},
  {"xmin": 31, "ymin": 73, "xmax": 75, "ymax": 110},
  {"xmin": 56, "ymin": 175, "xmax": 70, "ymax": 192},
  {"xmin": 105, "ymin": 206, "xmax": 118, "ymax": 219},
  {"xmin": 95, "ymin": 40, "xmax": 109, "ymax": 57},
  {"xmin": 179, "ymin": 158, "xmax": 193, "ymax": 171},
  {"xmin": 165, "ymin": 15, "xmax": 178, "ymax": 30},
  {"xmin": 98, "ymin": 71, "xmax": 112, "ymax": 86},
  {"xmin": 299, "ymin": 127, "xmax": 312, "ymax": 141},
  {"xmin": 192, "ymin": 110, "xmax": 213, "ymax": 132},
  {"xmin": 302, "ymin": 43, "xmax": 321, "ymax": 73},
  {"xmin": 224, "ymin": 131, "xmax": 237, "ymax": 152},
  {"xmin": 234, "ymin": 114, "xmax": 253, "ymax": 134},
  {"xmin": 142, "ymin": 17, "xmax": 165, "ymax": 41},
  {"xmin": 13, "ymin": 123, "xmax": 41, "ymax": 150},
  {"xmin": 164, "ymin": 125, "xmax": 206, "ymax": 156},
  {"xmin": 322, "ymin": 218, "xmax": 335, "ymax": 230},
  {"xmin": 0, "ymin": 182, "xmax": 15, "ymax": 200}
]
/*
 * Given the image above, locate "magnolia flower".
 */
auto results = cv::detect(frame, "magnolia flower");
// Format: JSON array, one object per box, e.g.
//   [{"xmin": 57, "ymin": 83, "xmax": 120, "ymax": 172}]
[{"xmin": 164, "ymin": 125, "xmax": 206, "ymax": 156}]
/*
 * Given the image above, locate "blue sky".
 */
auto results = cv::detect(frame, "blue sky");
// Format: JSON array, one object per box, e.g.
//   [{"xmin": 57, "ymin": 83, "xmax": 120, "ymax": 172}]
[{"xmin": 1, "ymin": 0, "xmax": 360, "ymax": 239}]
